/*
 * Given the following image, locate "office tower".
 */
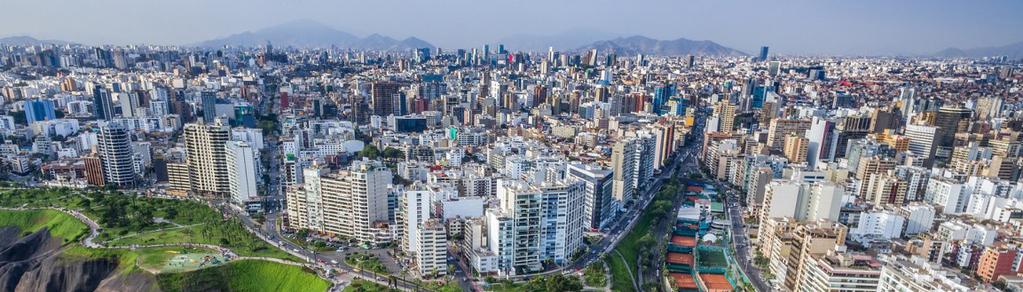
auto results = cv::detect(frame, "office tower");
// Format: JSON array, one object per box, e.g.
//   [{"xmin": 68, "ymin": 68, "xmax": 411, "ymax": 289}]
[
  {"xmin": 24, "ymin": 99, "xmax": 56, "ymax": 124},
  {"xmin": 320, "ymin": 159, "xmax": 392, "ymax": 243},
  {"xmin": 93, "ymin": 85, "xmax": 114, "ymax": 120},
  {"xmin": 97, "ymin": 122, "xmax": 135, "ymax": 187},
  {"xmin": 783, "ymin": 134, "xmax": 809, "ymax": 163},
  {"xmin": 201, "ymin": 91, "xmax": 217, "ymax": 122},
  {"xmin": 758, "ymin": 46, "xmax": 769, "ymax": 62},
  {"xmin": 768, "ymin": 61, "xmax": 781, "ymax": 77},
  {"xmin": 934, "ymin": 106, "xmax": 972, "ymax": 146},
  {"xmin": 611, "ymin": 138, "xmax": 638, "ymax": 203},
  {"xmin": 832, "ymin": 115, "xmax": 872, "ymax": 158},
  {"xmin": 567, "ymin": 163, "xmax": 614, "ymax": 230},
  {"xmin": 905, "ymin": 124, "xmax": 939, "ymax": 167},
  {"xmin": 226, "ymin": 141, "xmax": 258, "ymax": 206},
  {"xmin": 184, "ymin": 120, "xmax": 230, "ymax": 197},
  {"xmin": 633, "ymin": 132, "xmax": 656, "ymax": 191}
]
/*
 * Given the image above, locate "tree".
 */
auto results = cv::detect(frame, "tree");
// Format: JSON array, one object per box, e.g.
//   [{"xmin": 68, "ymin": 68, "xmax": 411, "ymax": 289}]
[
  {"xmin": 359, "ymin": 144, "xmax": 381, "ymax": 159},
  {"xmin": 382, "ymin": 147, "xmax": 404, "ymax": 159}
]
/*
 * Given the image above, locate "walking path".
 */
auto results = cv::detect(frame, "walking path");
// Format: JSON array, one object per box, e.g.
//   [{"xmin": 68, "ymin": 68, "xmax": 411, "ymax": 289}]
[{"xmin": 613, "ymin": 250, "xmax": 639, "ymax": 291}]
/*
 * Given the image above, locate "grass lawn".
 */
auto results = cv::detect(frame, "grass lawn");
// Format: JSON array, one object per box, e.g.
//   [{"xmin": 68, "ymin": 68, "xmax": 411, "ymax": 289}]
[
  {"xmin": 0, "ymin": 188, "xmax": 298, "ymax": 262},
  {"xmin": 0, "ymin": 209, "xmax": 88, "ymax": 243},
  {"xmin": 157, "ymin": 259, "xmax": 328, "ymax": 292},
  {"xmin": 606, "ymin": 257, "xmax": 635, "ymax": 292},
  {"xmin": 61, "ymin": 245, "xmax": 140, "ymax": 274}
]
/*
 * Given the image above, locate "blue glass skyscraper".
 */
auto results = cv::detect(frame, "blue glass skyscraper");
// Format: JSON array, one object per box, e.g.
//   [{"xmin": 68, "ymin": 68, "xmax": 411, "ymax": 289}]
[
  {"xmin": 759, "ymin": 46, "xmax": 769, "ymax": 62},
  {"xmin": 24, "ymin": 99, "xmax": 56, "ymax": 124},
  {"xmin": 202, "ymin": 91, "xmax": 217, "ymax": 123}
]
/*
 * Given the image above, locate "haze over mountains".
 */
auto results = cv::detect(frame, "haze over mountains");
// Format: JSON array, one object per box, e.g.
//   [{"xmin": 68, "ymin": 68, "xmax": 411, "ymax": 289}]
[
  {"xmin": 935, "ymin": 41, "xmax": 1023, "ymax": 59},
  {"xmin": 2, "ymin": 20, "xmax": 1021, "ymax": 59},
  {"xmin": 191, "ymin": 20, "xmax": 433, "ymax": 50},
  {"xmin": 0, "ymin": 36, "xmax": 74, "ymax": 46}
]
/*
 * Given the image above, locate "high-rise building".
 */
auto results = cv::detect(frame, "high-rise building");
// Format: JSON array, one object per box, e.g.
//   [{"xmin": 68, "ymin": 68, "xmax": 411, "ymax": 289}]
[
  {"xmin": 805, "ymin": 117, "xmax": 836, "ymax": 168},
  {"xmin": 783, "ymin": 134, "xmax": 809, "ymax": 163},
  {"xmin": 905, "ymin": 124, "xmax": 939, "ymax": 167},
  {"xmin": 415, "ymin": 219, "xmax": 448, "ymax": 276},
  {"xmin": 371, "ymin": 81, "xmax": 401, "ymax": 116},
  {"xmin": 611, "ymin": 138, "xmax": 638, "ymax": 203},
  {"xmin": 226, "ymin": 141, "xmax": 258, "ymax": 206},
  {"xmin": 768, "ymin": 119, "xmax": 811, "ymax": 151},
  {"xmin": 201, "ymin": 91, "xmax": 218, "ymax": 123},
  {"xmin": 93, "ymin": 85, "xmax": 114, "ymax": 120},
  {"xmin": 184, "ymin": 120, "xmax": 230, "ymax": 196},
  {"xmin": 97, "ymin": 122, "xmax": 135, "ymax": 187},
  {"xmin": 758, "ymin": 46, "xmax": 770, "ymax": 62},
  {"xmin": 798, "ymin": 250, "xmax": 882, "ymax": 292},
  {"xmin": 24, "ymin": 99, "xmax": 56, "ymax": 124},
  {"xmin": 321, "ymin": 159, "xmax": 392, "ymax": 243},
  {"xmin": 490, "ymin": 178, "xmax": 585, "ymax": 275},
  {"xmin": 567, "ymin": 163, "xmax": 614, "ymax": 230}
]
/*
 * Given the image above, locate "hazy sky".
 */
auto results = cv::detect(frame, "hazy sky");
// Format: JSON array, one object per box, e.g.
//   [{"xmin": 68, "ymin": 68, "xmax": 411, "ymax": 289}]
[{"xmin": 3, "ymin": 0, "xmax": 1022, "ymax": 55}]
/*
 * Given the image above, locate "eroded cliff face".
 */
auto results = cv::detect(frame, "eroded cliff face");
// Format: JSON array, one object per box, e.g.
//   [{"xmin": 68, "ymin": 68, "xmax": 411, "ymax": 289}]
[{"xmin": 0, "ymin": 227, "xmax": 159, "ymax": 292}]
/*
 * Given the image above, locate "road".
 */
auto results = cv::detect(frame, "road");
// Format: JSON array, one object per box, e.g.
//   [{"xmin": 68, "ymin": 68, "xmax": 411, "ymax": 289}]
[{"xmin": 720, "ymin": 179, "xmax": 771, "ymax": 292}]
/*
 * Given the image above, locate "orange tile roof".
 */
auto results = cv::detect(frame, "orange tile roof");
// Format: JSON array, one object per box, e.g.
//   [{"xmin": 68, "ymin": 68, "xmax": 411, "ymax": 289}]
[
  {"xmin": 670, "ymin": 273, "xmax": 698, "ymax": 289},
  {"xmin": 686, "ymin": 186, "xmax": 704, "ymax": 192},
  {"xmin": 667, "ymin": 252, "xmax": 694, "ymax": 265},
  {"xmin": 671, "ymin": 235, "xmax": 697, "ymax": 247},
  {"xmin": 699, "ymin": 273, "xmax": 733, "ymax": 291}
]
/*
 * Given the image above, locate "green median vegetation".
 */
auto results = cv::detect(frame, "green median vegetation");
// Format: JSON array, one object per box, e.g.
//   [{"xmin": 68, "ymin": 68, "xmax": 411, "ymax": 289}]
[
  {"xmin": 583, "ymin": 262, "xmax": 607, "ymax": 287},
  {"xmin": 345, "ymin": 252, "xmax": 388, "ymax": 274},
  {"xmin": 608, "ymin": 176, "xmax": 681, "ymax": 292},
  {"xmin": 343, "ymin": 279, "xmax": 396, "ymax": 292}
]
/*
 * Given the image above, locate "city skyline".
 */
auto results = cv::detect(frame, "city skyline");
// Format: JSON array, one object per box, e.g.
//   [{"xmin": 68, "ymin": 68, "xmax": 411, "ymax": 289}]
[{"xmin": 3, "ymin": 0, "xmax": 1023, "ymax": 55}]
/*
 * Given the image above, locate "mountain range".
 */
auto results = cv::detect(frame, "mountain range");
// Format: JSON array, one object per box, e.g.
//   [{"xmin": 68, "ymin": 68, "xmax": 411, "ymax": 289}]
[
  {"xmin": 497, "ymin": 29, "xmax": 623, "ymax": 52},
  {"xmin": 934, "ymin": 41, "xmax": 1023, "ymax": 59},
  {"xmin": 0, "ymin": 36, "xmax": 74, "ymax": 46},
  {"xmin": 190, "ymin": 20, "xmax": 434, "ymax": 50},
  {"xmin": 575, "ymin": 35, "xmax": 747, "ymax": 57}
]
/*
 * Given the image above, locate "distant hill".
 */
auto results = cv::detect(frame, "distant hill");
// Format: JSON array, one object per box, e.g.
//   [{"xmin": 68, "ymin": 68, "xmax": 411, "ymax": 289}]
[
  {"xmin": 498, "ymin": 29, "xmax": 623, "ymax": 52},
  {"xmin": 576, "ymin": 35, "xmax": 746, "ymax": 56},
  {"xmin": 0, "ymin": 36, "xmax": 74, "ymax": 46},
  {"xmin": 192, "ymin": 20, "xmax": 434, "ymax": 50},
  {"xmin": 935, "ymin": 41, "xmax": 1023, "ymax": 59}
]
